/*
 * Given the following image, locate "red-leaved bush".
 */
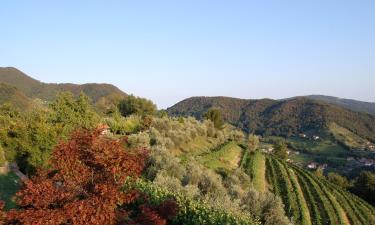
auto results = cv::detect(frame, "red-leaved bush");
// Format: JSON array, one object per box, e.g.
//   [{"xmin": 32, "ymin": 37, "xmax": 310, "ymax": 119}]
[{"xmin": 0, "ymin": 128, "xmax": 177, "ymax": 225}]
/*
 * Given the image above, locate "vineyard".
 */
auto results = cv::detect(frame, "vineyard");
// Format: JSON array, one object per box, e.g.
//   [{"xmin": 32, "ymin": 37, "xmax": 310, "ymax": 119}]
[{"xmin": 242, "ymin": 151, "xmax": 375, "ymax": 225}]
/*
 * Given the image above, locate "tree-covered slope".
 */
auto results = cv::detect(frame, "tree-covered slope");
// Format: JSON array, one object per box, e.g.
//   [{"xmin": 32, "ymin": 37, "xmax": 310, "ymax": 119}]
[
  {"xmin": 0, "ymin": 83, "xmax": 31, "ymax": 109},
  {"xmin": 167, "ymin": 97, "xmax": 375, "ymax": 142},
  {"xmin": 0, "ymin": 67, "xmax": 127, "ymax": 103}
]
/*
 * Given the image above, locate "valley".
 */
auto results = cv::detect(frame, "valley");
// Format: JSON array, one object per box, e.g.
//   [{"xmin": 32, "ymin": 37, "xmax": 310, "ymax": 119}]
[{"xmin": 0, "ymin": 68, "xmax": 374, "ymax": 225}]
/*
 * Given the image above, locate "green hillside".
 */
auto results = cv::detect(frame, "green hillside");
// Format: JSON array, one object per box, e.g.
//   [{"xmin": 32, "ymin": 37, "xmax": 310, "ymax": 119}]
[{"xmin": 167, "ymin": 96, "xmax": 375, "ymax": 143}]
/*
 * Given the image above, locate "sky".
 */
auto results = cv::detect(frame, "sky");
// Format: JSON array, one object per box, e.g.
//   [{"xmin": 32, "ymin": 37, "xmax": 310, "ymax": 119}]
[{"xmin": 1, "ymin": 0, "xmax": 374, "ymax": 109}]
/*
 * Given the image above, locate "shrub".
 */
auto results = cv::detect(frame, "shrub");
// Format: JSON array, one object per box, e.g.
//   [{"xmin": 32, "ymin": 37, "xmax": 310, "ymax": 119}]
[
  {"xmin": 327, "ymin": 172, "xmax": 350, "ymax": 189},
  {"xmin": 146, "ymin": 147, "xmax": 186, "ymax": 181},
  {"xmin": 105, "ymin": 112, "xmax": 141, "ymax": 134},
  {"xmin": 204, "ymin": 108, "xmax": 225, "ymax": 129},
  {"xmin": 128, "ymin": 132, "xmax": 151, "ymax": 149},
  {"xmin": 241, "ymin": 189, "xmax": 290, "ymax": 225}
]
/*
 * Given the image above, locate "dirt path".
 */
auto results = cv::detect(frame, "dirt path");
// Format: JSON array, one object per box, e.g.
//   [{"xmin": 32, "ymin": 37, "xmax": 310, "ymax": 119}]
[{"xmin": 9, "ymin": 163, "xmax": 28, "ymax": 183}]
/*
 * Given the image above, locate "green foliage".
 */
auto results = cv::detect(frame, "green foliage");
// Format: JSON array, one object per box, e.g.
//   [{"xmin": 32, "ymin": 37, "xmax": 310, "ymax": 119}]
[
  {"xmin": 49, "ymin": 92, "xmax": 100, "ymax": 132},
  {"xmin": 118, "ymin": 94, "xmax": 156, "ymax": 117},
  {"xmin": 0, "ymin": 146, "xmax": 5, "ymax": 167},
  {"xmin": 241, "ymin": 190, "xmax": 290, "ymax": 225},
  {"xmin": 327, "ymin": 172, "xmax": 350, "ymax": 189},
  {"xmin": 313, "ymin": 168, "xmax": 324, "ymax": 178},
  {"xmin": 104, "ymin": 110, "xmax": 141, "ymax": 134},
  {"xmin": 247, "ymin": 135, "xmax": 259, "ymax": 152},
  {"xmin": 351, "ymin": 171, "xmax": 375, "ymax": 205},
  {"xmin": 204, "ymin": 108, "xmax": 224, "ymax": 130},
  {"xmin": 250, "ymin": 152, "xmax": 266, "ymax": 193},
  {"xmin": 200, "ymin": 142, "xmax": 243, "ymax": 171},
  {"xmin": 0, "ymin": 92, "xmax": 101, "ymax": 174},
  {"xmin": 273, "ymin": 141, "xmax": 288, "ymax": 159}
]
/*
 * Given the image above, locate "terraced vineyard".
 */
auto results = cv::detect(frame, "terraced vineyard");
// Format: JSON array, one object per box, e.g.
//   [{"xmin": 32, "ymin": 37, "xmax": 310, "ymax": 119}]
[{"xmin": 243, "ymin": 151, "xmax": 375, "ymax": 225}]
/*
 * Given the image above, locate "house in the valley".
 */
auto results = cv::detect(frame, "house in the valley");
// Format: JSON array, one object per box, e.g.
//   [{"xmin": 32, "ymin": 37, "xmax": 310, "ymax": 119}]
[
  {"xmin": 97, "ymin": 124, "xmax": 111, "ymax": 135},
  {"xmin": 307, "ymin": 162, "xmax": 318, "ymax": 169},
  {"xmin": 313, "ymin": 135, "xmax": 320, "ymax": 140}
]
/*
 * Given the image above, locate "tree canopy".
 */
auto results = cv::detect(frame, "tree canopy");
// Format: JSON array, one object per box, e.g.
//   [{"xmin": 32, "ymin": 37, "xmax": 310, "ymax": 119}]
[
  {"xmin": 273, "ymin": 141, "xmax": 288, "ymax": 159},
  {"xmin": 204, "ymin": 109, "xmax": 224, "ymax": 130},
  {"xmin": 118, "ymin": 95, "xmax": 157, "ymax": 117}
]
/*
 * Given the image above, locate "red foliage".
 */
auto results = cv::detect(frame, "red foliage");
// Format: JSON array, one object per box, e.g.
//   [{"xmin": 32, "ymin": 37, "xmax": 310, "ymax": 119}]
[
  {"xmin": 1, "ymin": 128, "xmax": 177, "ymax": 225},
  {"xmin": 131, "ymin": 199, "xmax": 179, "ymax": 225}
]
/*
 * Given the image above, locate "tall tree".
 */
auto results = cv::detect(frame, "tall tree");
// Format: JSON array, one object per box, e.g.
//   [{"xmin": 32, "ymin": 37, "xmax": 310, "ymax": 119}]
[
  {"xmin": 351, "ymin": 171, "xmax": 375, "ymax": 205},
  {"xmin": 49, "ymin": 92, "xmax": 100, "ymax": 132},
  {"xmin": 247, "ymin": 134, "xmax": 259, "ymax": 152},
  {"xmin": 204, "ymin": 108, "xmax": 224, "ymax": 129},
  {"xmin": 118, "ymin": 95, "xmax": 157, "ymax": 117},
  {"xmin": 273, "ymin": 141, "xmax": 288, "ymax": 159}
]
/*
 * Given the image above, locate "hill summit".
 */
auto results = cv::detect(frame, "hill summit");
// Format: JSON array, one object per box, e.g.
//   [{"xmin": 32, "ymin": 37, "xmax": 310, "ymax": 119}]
[{"xmin": 0, "ymin": 67, "xmax": 127, "ymax": 103}]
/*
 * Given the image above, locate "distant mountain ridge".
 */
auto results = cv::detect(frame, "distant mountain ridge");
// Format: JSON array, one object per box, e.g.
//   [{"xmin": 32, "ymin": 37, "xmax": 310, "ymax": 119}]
[
  {"xmin": 304, "ymin": 95, "xmax": 375, "ymax": 116},
  {"xmin": 167, "ymin": 96, "xmax": 375, "ymax": 143},
  {"xmin": 0, "ymin": 67, "xmax": 127, "ymax": 103}
]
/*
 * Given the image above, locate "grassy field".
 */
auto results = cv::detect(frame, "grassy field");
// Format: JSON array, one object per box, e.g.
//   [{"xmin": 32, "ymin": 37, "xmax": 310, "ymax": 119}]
[
  {"xmin": 0, "ymin": 172, "xmax": 20, "ymax": 210},
  {"xmin": 251, "ymin": 151, "xmax": 266, "ymax": 192},
  {"xmin": 178, "ymin": 136, "xmax": 219, "ymax": 156},
  {"xmin": 329, "ymin": 122, "xmax": 369, "ymax": 149},
  {"xmin": 200, "ymin": 142, "xmax": 243, "ymax": 171}
]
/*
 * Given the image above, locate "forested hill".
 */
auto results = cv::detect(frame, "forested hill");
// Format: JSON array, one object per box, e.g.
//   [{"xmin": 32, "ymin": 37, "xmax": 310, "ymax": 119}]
[
  {"xmin": 167, "ymin": 96, "xmax": 375, "ymax": 142},
  {"xmin": 0, "ymin": 67, "xmax": 127, "ymax": 103},
  {"xmin": 0, "ymin": 83, "xmax": 32, "ymax": 109}
]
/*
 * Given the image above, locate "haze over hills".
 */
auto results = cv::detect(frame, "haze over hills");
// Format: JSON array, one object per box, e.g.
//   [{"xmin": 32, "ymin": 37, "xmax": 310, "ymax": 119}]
[
  {"xmin": 167, "ymin": 96, "xmax": 375, "ymax": 143},
  {"xmin": 0, "ymin": 67, "xmax": 127, "ymax": 103}
]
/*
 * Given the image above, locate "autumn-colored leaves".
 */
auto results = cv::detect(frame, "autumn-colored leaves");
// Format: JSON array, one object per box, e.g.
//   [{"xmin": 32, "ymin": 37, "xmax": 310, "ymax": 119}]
[{"xmin": 0, "ymin": 128, "xmax": 177, "ymax": 225}]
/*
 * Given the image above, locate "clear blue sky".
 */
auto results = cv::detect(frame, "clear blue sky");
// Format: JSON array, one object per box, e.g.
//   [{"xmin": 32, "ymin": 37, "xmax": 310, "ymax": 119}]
[{"xmin": 1, "ymin": 0, "xmax": 374, "ymax": 108}]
